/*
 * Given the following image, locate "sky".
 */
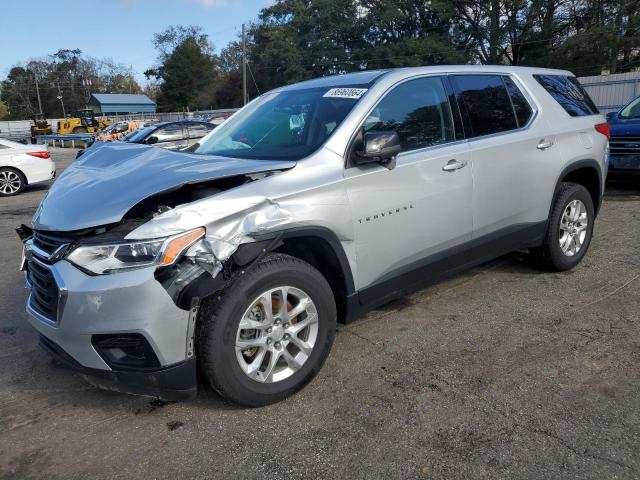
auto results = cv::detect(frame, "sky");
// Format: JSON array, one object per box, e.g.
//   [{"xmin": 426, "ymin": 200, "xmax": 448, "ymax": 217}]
[{"xmin": 1, "ymin": 0, "xmax": 273, "ymax": 85}]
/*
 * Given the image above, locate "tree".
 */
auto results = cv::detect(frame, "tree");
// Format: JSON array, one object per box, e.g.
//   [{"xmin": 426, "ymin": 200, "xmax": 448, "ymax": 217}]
[
  {"xmin": 0, "ymin": 67, "xmax": 38, "ymax": 120},
  {"xmin": 211, "ymin": 41, "xmax": 245, "ymax": 107},
  {"xmin": 358, "ymin": 0, "xmax": 468, "ymax": 68},
  {"xmin": 146, "ymin": 25, "xmax": 218, "ymax": 111},
  {"xmin": 548, "ymin": 0, "xmax": 640, "ymax": 75},
  {"xmin": 249, "ymin": 0, "xmax": 364, "ymax": 90},
  {"xmin": 0, "ymin": 99, "xmax": 10, "ymax": 120},
  {"xmin": 1, "ymin": 50, "xmax": 141, "ymax": 119},
  {"xmin": 449, "ymin": 0, "xmax": 639, "ymax": 74}
]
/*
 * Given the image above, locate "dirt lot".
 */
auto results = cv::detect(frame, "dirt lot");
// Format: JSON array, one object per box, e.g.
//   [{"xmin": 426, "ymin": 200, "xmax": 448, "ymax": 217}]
[{"xmin": 1, "ymin": 148, "xmax": 639, "ymax": 479}]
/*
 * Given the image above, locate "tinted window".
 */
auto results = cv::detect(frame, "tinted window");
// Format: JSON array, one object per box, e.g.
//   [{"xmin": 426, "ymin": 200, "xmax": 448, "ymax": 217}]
[
  {"xmin": 363, "ymin": 77, "xmax": 454, "ymax": 152},
  {"xmin": 187, "ymin": 123, "xmax": 214, "ymax": 138},
  {"xmin": 534, "ymin": 75, "xmax": 598, "ymax": 117},
  {"xmin": 153, "ymin": 124, "xmax": 184, "ymax": 142},
  {"xmin": 503, "ymin": 76, "xmax": 533, "ymax": 127},
  {"xmin": 452, "ymin": 75, "xmax": 518, "ymax": 137}
]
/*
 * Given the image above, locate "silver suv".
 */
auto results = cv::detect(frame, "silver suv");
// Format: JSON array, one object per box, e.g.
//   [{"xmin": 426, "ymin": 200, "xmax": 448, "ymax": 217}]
[{"xmin": 20, "ymin": 66, "xmax": 608, "ymax": 406}]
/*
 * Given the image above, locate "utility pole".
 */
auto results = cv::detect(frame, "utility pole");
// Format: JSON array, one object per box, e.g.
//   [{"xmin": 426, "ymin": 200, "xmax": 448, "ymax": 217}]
[
  {"xmin": 82, "ymin": 78, "xmax": 92, "ymax": 105},
  {"xmin": 34, "ymin": 73, "xmax": 43, "ymax": 115},
  {"xmin": 56, "ymin": 84, "xmax": 66, "ymax": 117},
  {"xmin": 242, "ymin": 23, "xmax": 247, "ymax": 105}
]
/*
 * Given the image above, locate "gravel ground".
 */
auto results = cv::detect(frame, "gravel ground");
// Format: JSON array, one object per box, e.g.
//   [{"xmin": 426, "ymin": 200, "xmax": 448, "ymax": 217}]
[{"xmin": 1, "ymin": 148, "xmax": 639, "ymax": 479}]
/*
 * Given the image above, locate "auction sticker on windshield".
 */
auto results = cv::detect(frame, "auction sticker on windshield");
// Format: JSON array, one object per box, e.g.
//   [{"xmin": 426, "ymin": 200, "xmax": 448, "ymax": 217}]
[{"xmin": 323, "ymin": 88, "xmax": 368, "ymax": 99}]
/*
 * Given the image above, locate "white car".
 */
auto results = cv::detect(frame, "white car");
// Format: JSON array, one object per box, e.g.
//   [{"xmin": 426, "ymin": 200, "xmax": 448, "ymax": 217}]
[{"xmin": 0, "ymin": 138, "xmax": 56, "ymax": 196}]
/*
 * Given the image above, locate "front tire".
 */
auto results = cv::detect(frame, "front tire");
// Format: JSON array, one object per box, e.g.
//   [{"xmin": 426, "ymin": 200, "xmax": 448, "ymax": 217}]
[
  {"xmin": 0, "ymin": 168, "xmax": 26, "ymax": 196},
  {"xmin": 530, "ymin": 182, "xmax": 595, "ymax": 271},
  {"xmin": 197, "ymin": 253, "xmax": 337, "ymax": 407}
]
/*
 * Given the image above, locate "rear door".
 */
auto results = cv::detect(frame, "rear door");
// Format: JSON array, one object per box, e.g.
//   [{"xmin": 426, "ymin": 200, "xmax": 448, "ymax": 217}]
[
  {"xmin": 344, "ymin": 75, "xmax": 473, "ymax": 295},
  {"xmin": 450, "ymin": 74, "xmax": 554, "ymax": 244}
]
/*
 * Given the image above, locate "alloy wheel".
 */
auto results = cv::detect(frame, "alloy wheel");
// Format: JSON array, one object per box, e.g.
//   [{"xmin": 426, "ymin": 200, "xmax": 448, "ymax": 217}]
[
  {"xmin": 0, "ymin": 170, "xmax": 22, "ymax": 195},
  {"xmin": 558, "ymin": 199, "xmax": 588, "ymax": 257},
  {"xmin": 235, "ymin": 286, "xmax": 318, "ymax": 383}
]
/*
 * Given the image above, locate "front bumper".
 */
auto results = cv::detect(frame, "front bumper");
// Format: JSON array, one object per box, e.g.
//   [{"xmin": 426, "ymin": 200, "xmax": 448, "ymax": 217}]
[
  {"xmin": 24, "ymin": 257, "xmax": 197, "ymax": 400},
  {"xmin": 39, "ymin": 335, "xmax": 196, "ymax": 400}
]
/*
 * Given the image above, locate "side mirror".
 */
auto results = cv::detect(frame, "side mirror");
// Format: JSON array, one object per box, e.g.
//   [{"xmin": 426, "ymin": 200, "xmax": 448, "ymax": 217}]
[
  {"xmin": 352, "ymin": 130, "xmax": 401, "ymax": 167},
  {"xmin": 146, "ymin": 136, "xmax": 159, "ymax": 145},
  {"xmin": 606, "ymin": 112, "xmax": 617, "ymax": 120}
]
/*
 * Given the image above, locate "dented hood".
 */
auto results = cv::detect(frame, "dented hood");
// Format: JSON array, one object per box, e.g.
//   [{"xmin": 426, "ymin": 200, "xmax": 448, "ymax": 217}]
[{"xmin": 33, "ymin": 142, "xmax": 296, "ymax": 232}]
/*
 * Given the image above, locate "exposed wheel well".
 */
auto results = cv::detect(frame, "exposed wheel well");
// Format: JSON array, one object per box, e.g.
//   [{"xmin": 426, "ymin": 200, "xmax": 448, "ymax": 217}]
[
  {"xmin": 274, "ymin": 235, "xmax": 350, "ymax": 322},
  {"xmin": 560, "ymin": 165, "xmax": 601, "ymax": 214}
]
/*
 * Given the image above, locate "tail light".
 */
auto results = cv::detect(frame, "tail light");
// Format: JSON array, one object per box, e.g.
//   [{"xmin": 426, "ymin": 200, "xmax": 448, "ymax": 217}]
[
  {"xmin": 594, "ymin": 122, "xmax": 610, "ymax": 140},
  {"xmin": 26, "ymin": 151, "xmax": 50, "ymax": 159}
]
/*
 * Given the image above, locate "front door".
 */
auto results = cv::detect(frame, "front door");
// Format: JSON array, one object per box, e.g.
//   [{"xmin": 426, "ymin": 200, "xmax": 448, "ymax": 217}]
[{"xmin": 344, "ymin": 76, "xmax": 473, "ymax": 297}]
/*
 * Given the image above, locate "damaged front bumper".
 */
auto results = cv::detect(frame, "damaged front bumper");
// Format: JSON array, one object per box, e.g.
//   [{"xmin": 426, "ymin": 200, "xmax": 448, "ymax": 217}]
[
  {"xmin": 24, "ymin": 252, "xmax": 203, "ymax": 400},
  {"xmin": 39, "ymin": 334, "xmax": 197, "ymax": 401}
]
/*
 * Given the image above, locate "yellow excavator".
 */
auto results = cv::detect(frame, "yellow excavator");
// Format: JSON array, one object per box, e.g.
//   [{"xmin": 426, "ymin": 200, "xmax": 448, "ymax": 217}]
[{"xmin": 57, "ymin": 109, "xmax": 111, "ymax": 135}]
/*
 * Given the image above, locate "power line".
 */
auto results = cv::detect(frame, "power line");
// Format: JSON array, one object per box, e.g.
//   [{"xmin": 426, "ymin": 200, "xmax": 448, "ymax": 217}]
[{"xmin": 247, "ymin": 61, "xmax": 261, "ymax": 96}]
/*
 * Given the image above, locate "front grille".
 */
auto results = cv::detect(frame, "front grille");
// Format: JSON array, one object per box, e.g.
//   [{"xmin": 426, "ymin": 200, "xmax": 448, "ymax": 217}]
[
  {"xmin": 27, "ymin": 259, "xmax": 59, "ymax": 322},
  {"xmin": 32, "ymin": 231, "xmax": 71, "ymax": 259},
  {"xmin": 610, "ymin": 136, "xmax": 640, "ymax": 156}
]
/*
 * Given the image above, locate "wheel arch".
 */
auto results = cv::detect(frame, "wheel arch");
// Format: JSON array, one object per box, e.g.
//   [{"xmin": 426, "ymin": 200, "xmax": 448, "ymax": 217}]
[
  {"xmin": 552, "ymin": 160, "xmax": 603, "ymax": 217},
  {"xmin": 160, "ymin": 227, "xmax": 357, "ymax": 325},
  {"xmin": 247, "ymin": 227, "xmax": 356, "ymax": 323}
]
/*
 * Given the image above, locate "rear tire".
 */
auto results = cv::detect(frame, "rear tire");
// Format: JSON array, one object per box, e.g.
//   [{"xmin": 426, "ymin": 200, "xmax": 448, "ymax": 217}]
[
  {"xmin": 73, "ymin": 127, "xmax": 87, "ymax": 134},
  {"xmin": 530, "ymin": 182, "xmax": 594, "ymax": 271},
  {"xmin": 197, "ymin": 253, "xmax": 337, "ymax": 407},
  {"xmin": 0, "ymin": 168, "xmax": 26, "ymax": 196}
]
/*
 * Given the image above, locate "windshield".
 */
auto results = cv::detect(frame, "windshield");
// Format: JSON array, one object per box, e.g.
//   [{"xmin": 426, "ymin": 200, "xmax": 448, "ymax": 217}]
[
  {"xmin": 125, "ymin": 125, "xmax": 155, "ymax": 143},
  {"xmin": 194, "ymin": 87, "xmax": 365, "ymax": 160},
  {"xmin": 620, "ymin": 96, "xmax": 640, "ymax": 119}
]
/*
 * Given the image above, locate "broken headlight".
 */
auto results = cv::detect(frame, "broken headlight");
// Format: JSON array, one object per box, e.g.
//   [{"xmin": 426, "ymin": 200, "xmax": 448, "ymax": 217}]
[{"xmin": 66, "ymin": 228, "xmax": 205, "ymax": 275}]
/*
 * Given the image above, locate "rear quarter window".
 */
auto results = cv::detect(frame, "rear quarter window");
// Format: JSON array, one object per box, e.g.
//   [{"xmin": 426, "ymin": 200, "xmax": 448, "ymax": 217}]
[
  {"xmin": 451, "ymin": 74, "xmax": 518, "ymax": 138},
  {"xmin": 503, "ymin": 76, "xmax": 534, "ymax": 127},
  {"xmin": 533, "ymin": 74, "xmax": 599, "ymax": 117}
]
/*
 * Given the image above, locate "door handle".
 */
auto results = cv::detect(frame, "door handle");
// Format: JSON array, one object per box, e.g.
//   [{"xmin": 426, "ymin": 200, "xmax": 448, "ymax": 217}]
[
  {"xmin": 537, "ymin": 138, "xmax": 554, "ymax": 150},
  {"xmin": 442, "ymin": 159, "xmax": 468, "ymax": 172}
]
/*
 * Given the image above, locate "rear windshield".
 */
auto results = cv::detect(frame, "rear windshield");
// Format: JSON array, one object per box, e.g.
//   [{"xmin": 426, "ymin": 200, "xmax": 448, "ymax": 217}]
[{"xmin": 534, "ymin": 75, "xmax": 598, "ymax": 117}]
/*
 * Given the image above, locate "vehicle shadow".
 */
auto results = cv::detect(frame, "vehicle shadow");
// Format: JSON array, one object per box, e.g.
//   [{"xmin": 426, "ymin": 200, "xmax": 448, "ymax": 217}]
[
  {"xmin": 23, "ymin": 354, "xmax": 243, "ymax": 412},
  {"xmin": 24, "ymin": 183, "xmax": 52, "ymax": 194},
  {"xmin": 605, "ymin": 172, "xmax": 640, "ymax": 198}
]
